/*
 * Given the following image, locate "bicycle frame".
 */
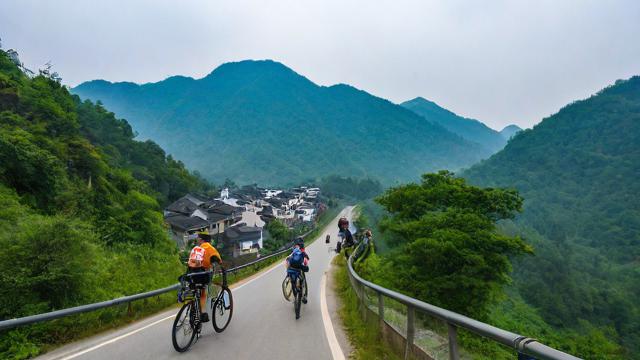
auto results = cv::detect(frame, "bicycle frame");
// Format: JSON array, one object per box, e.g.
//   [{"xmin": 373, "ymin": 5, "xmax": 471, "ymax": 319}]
[
  {"xmin": 210, "ymin": 268, "xmax": 229, "ymax": 307},
  {"xmin": 173, "ymin": 266, "xmax": 232, "ymax": 352},
  {"xmin": 288, "ymin": 270, "xmax": 306, "ymax": 295}
]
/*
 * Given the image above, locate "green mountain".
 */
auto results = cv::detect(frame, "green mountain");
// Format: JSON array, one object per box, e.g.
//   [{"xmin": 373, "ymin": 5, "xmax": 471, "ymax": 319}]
[
  {"xmin": 0, "ymin": 49, "xmax": 211, "ymax": 357},
  {"xmin": 464, "ymin": 77, "xmax": 640, "ymax": 356},
  {"xmin": 72, "ymin": 60, "xmax": 491, "ymax": 185},
  {"xmin": 499, "ymin": 124, "xmax": 522, "ymax": 140},
  {"xmin": 401, "ymin": 97, "xmax": 507, "ymax": 152}
]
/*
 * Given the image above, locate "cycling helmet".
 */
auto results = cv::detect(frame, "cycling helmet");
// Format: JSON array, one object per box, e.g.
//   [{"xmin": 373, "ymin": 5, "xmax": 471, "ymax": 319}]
[{"xmin": 196, "ymin": 232, "xmax": 211, "ymax": 242}]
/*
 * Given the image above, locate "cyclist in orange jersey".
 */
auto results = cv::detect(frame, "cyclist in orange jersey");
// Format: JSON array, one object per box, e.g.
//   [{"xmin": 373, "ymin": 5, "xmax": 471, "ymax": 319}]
[{"xmin": 187, "ymin": 233, "xmax": 222, "ymax": 323}]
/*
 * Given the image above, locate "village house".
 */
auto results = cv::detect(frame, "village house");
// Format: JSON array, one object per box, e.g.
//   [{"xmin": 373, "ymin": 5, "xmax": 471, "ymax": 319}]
[
  {"xmin": 221, "ymin": 223, "xmax": 263, "ymax": 258},
  {"xmin": 163, "ymin": 214, "xmax": 210, "ymax": 248},
  {"xmin": 295, "ymin": 202, "xmax": 317, "ymax": 222},
  {"xmin": 165, "ymin": 185, "xmax": 322, "ymax": 249},
  {"xmin": 164, "ymin": 194, "xmax": 243, "ymax": 248}
]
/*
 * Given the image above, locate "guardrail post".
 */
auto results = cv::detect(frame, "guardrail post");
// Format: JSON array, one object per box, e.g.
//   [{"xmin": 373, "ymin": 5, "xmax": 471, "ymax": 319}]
[
  {"xmin": 358, "ymin": 283, "xmax": 367, "ymax": 320},
  {"xmin": 404, "ymin": 305, "xmax": 415, "ymax": 360},
  {"xmin": 448, "ymin": 323, "xmax": 460, "ymax": 360},
  {"xmin": 127, "ymin": 302, "xmax": 133, "ymax": 317},
  {"xmin": 377, "ymin": 292, "xmax": 384, "ymax": 327}
]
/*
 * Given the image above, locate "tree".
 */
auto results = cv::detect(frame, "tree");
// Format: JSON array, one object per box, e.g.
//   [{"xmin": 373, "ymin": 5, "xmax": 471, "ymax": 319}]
[
  {"xmin": 374, "ymin": 170, "xmax": 531, "ymax": 319},
  {"xmin": 264, "ymin": 219, "xmax": 291, "ymax": 251}
]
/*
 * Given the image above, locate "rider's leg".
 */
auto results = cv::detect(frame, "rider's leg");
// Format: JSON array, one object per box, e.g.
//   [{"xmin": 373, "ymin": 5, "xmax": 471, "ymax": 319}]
[
  {"xmin": 302, "ymin": 273, "xmax": 308, "ymax": 303},
  {"xmin": 199, "ymin": 286, "xmax": 209, "ymax": 322}
]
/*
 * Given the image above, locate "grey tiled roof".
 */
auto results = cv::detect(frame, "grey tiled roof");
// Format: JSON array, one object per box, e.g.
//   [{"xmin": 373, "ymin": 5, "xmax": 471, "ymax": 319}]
[
  {"xmin": 222, "ymin": 224, "xmax": 262, "ymax": 244},
  {"xmin": 165, "ymin": 214, "xmax": 210, "ymax": 231}
]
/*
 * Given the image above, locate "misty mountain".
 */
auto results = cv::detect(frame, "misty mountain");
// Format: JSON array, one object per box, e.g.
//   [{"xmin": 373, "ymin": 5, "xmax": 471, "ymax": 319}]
[
  {"xmin": 499, "ymin": 124, "xmax": 522, "ymax": 140},
  {"xmin": 463, "ymin": 76, "xmax": 640, "ymax": 353},
  {"xmin": 400, "ymin": 97, "xmax": 507, "ymax": 152},
  {"xmin": 73, "ymin": 60, "xmax": 490, "ymax": 185}
]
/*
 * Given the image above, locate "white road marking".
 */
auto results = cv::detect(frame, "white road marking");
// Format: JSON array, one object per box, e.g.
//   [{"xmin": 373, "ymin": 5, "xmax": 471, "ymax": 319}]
[
  {"xmin": 320, "ymin": 271, "xmax": 346, "ymax": 360},
  {"xmin": 55, "ymin": 260, "xmax": 286, "ymax": 359},
  {"xmin": 52, "ymin": 209, "xmax": 351, "ymax": 360},
  {"xmin": 58, "ymin": 315, "xmax": 176, "ymax": 360}
]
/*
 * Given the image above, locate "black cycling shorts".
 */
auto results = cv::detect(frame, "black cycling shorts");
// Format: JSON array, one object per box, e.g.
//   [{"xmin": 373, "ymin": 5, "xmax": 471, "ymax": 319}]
[{"xmin": 187, "ymin": 268, "xmax": 211, "ymax": 284}]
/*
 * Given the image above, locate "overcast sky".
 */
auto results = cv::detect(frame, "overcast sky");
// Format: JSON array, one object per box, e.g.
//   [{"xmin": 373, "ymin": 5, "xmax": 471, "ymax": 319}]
[{"xmin": 1, "ymin": 0, "xmax": 639, "ymax": 129}]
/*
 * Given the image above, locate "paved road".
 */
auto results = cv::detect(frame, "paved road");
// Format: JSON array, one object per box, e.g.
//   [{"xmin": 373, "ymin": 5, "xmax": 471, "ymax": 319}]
[{"xmin": 38, "ymin": 207, "xmax": 354, "ymax": 360}]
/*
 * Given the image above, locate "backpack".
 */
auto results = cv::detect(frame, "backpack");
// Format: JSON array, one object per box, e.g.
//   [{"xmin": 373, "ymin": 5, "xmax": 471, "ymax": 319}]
[
  {"xmin": 188, "ymin": 246, "xmax": 205, "ymax": 268},
  {"xmin": 289, "ymin": 248, "xmax": 304, "ymax": 268}
]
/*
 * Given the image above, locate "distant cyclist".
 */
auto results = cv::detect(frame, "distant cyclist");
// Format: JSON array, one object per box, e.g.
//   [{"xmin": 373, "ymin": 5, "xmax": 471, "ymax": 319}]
[
  {"xmin": 286, "ymin": 237, "xmax": 309, "ymax": 303},
  {"xmin": 187, "ymin": 233, "xmax": 222, "ymax": 323},
  {"xmin": 362, "ymin": 229, "xmax": 372, "ymax": 246},
  {"xmin": 337, "ymin": 217, "xmax": 355, "ymax": 258}
]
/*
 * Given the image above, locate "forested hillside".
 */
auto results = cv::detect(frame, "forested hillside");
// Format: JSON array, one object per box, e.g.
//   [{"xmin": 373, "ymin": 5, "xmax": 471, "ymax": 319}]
[
  {"xmin": 401, "ymin": 97, "xmax": 508, "ymax": 152},
  {"xmin": 72, "ymin": 60, "xmax": 490, "ymax": 185},
  {"xmin": 0, "ymin": 49, "xmax": 212, "ymax": 358},
  {"xmin": 464, "ymin": 77, "xmax": 640, "ymax": 356}
]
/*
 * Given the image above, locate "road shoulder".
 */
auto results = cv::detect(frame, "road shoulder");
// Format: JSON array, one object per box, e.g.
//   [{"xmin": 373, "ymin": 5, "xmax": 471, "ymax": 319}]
[{"xmin": 325, "ymin": 256, "xmax": 354, "ymax": 358}]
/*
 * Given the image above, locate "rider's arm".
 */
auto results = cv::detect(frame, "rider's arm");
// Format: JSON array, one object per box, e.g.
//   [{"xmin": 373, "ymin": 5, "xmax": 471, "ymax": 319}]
[
  {"xmin": 209, "ymin": 254, "xmax": 222, "ymax": 266},
  {"xmin": 205, "ymin": 246, "xmax": 222, "ymax": 269}
]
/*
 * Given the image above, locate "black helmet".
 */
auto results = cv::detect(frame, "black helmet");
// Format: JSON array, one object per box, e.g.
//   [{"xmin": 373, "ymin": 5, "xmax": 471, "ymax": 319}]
[
  {"xmin": 197, "ymin": 232, "xmax": 211, "ymax": 242},
  {"xmin": 294, "ymin": 236, "xmax": 305, "ymax": 248}
]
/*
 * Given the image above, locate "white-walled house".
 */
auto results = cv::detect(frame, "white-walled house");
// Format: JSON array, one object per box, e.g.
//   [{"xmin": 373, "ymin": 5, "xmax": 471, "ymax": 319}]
[
  {"xmin": 221, "ymin": 224, "xmax": 263, "ymax": 258},
  {"xmin": 263, "ymin": 189, "xmax": 283, "ymax": 199},
  {"xmin": 164, "ymin": 194, "xmax": 242, "ymax": 248},
  {"xmin": 295, "ymin": 204, "xmax": 316, "ymax": 222},
  {"xmin": 220, "ymin": 188, "xmax": 230, "ymax": 200}
]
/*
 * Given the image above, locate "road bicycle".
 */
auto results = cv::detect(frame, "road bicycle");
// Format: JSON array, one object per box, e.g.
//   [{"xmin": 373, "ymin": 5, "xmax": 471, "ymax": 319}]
[
  {"xmin": 282, "ymin": 268, "xmax": 307, "ymax": 319},
  {"xmin": 172, "ymin": 266, "xmax": 233, "ymax": 352}
]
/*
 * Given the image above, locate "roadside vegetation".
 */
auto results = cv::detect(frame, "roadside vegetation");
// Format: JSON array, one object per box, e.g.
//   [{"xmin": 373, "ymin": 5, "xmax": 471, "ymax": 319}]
[
  {"xmin": 333, "ymin": 255, "xmax": 401, "ymax": 360},
  {"xmin": 352, "ymin": 171, "xmax": 623, "ymax": 359},
  {"xmin": 0, "ymin": 48, "xmax": 211, "ymax": 359}
]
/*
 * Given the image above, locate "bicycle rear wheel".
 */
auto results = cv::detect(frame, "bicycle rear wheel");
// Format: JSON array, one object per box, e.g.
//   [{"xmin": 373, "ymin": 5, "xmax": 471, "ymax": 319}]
[
  {"xmin": 172, "ymin": 302, "xmax": 197, "ymax": 352},
  {"xmin": 212, "ymin": 287, "xmax": 233, "ymax": 332},
  {"xmin": 294, "ymin": 278, "xmax": 302, "ymax": 319}
]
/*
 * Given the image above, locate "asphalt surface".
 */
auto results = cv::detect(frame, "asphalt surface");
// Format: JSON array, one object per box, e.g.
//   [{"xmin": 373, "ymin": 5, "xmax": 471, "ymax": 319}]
[{"xmin": 38, "ymin": 207, "xmax": 353, "ymax": 360}]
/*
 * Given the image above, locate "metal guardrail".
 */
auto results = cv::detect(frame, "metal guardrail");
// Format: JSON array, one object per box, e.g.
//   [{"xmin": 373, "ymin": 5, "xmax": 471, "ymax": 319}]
[
  {"xmin": 346, "ymin": 242, "xmax": 582, "ymax": 360},
  {"xmin": 0, "ymin": 284, "xmax": 181, "ymax": 331},
  {"xmin": 0, "ymin": 232, "xmax": 307, "ymax": 332}
]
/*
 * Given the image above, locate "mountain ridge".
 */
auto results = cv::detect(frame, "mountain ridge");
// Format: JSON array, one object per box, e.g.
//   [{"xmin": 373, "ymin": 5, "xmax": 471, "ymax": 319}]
[
  {"xmin": 463, "ymin": 75, "xmax": 640, "ymax": 355},
  {"xmin": 400, "ymin": 96, "xmax": 507, "ymax": 152},
  {"xmin": 73, "ymin": 59, "xmax": 491, "ymax": 185}
]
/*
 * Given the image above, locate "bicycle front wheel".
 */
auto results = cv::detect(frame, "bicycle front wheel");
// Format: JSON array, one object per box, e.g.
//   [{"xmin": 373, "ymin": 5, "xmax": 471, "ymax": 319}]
[
  {"xmin": 212, "ymin": 287, "xmax": 233, "ymax": 332},
  {"xmin": 302, "ymin": 274, "xmax": 308, "ymax": 298},
  {"xmin": 282, "ymin": 275, "xmax": 293, "ymax": 301},
  {"xmin": 172, "ymin": 302, "xmax": 197, "ymax": 352}
]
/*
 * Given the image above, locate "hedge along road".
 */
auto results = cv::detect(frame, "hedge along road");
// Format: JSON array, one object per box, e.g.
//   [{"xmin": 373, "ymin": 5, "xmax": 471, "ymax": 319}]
[{"xmin": 37, "ymin": 207, "xmax": 354, "ymax": 360}]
